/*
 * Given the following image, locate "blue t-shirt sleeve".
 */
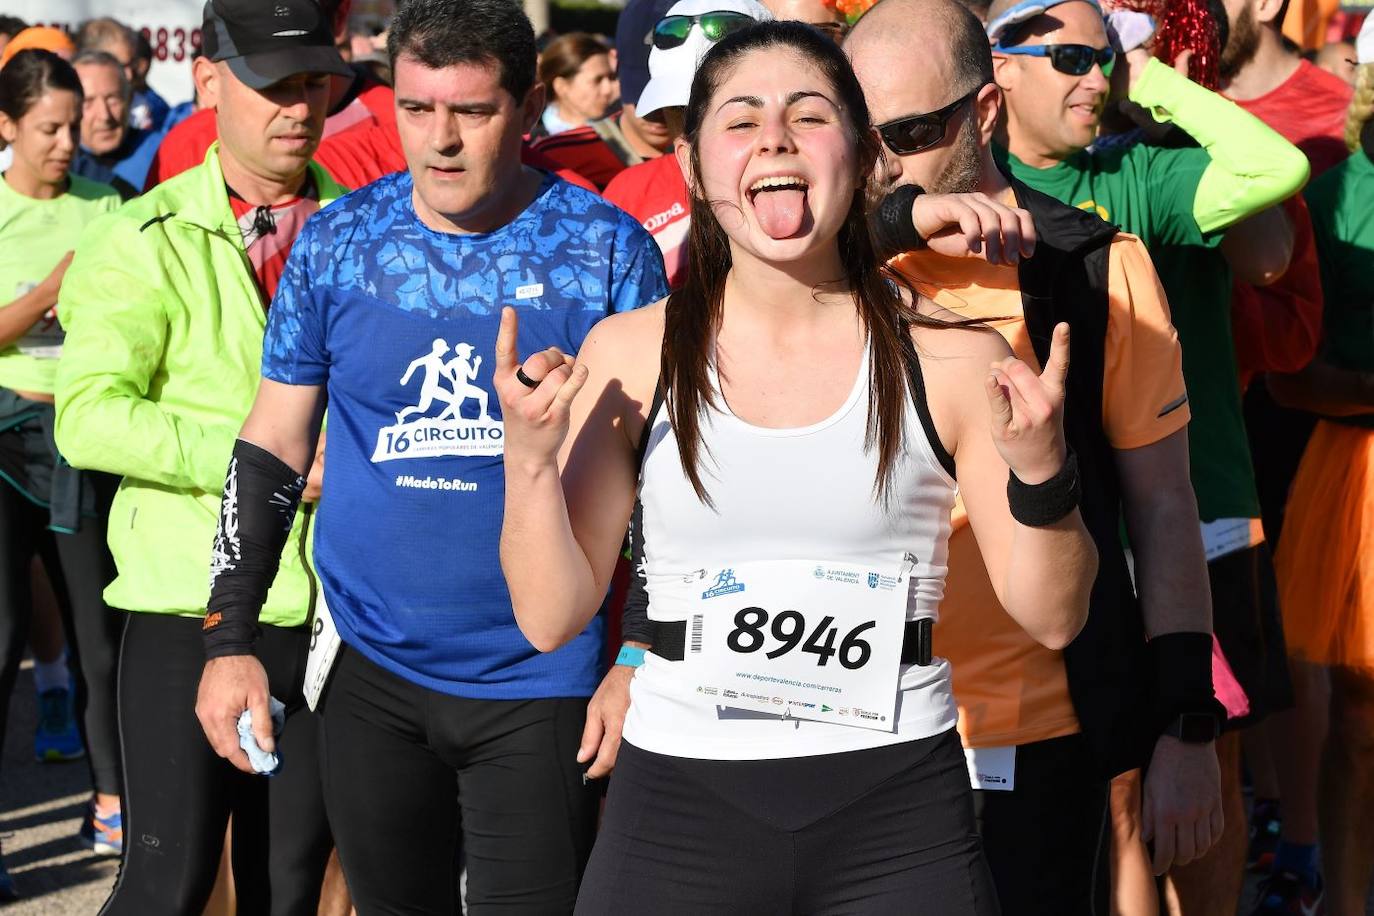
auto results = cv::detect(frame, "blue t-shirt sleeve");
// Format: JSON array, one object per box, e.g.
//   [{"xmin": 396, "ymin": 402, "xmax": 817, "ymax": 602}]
[
  {"xmin": 608, "ymin": 213, "xmax": 670, "ymax": 314},
  {"xmin": 262, "ymin": 220, "xmax": 331, "ymax": 385}
]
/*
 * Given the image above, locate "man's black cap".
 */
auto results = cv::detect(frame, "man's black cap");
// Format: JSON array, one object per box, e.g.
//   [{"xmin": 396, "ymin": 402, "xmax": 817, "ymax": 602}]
[
  {"xmin": 614, "ymin": 0, "xmax": 677, "ymax": 108},
  {"xmin": 201, "ymin": 0, "xmax": 351, "ymax": 90}
]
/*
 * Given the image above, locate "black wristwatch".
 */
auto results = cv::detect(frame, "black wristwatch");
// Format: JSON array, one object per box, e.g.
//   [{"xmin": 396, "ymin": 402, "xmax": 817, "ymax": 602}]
[{"xmin": 1163, "ymin": 711, "xmax": 1220, "ymax": 744}]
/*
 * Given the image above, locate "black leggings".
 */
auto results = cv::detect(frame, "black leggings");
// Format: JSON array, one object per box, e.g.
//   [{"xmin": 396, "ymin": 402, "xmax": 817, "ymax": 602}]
[
  {"xmin": 972, "ymin": 734, "xmax": 1110, "ymax": 916},
  {"xmin": 576, "ymin": 728, "xmax": 1000, "ymax": 915},
  {"xmin": 100, "ymin": 613, "xmax": 332, "ymax": 916},
  {"xmin": 319, "ymin": 645, "xmax": 599, "ymax": 915},
  {"xmin": 0, "ymin": 473, "xmax": 123, "ymax": 795}
]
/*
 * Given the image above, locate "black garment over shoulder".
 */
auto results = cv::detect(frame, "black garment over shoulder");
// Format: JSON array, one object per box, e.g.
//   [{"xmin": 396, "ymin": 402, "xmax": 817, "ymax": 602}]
[{"xmin": 1010, "ymin": 177, "xmax": 1154, "ymax": 779}]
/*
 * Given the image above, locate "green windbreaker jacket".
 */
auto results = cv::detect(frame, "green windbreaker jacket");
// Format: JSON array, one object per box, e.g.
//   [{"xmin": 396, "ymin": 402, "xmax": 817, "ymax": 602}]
[{"xmin": 55, "ymin": 144, "xmax": 348, "ymax": 626}]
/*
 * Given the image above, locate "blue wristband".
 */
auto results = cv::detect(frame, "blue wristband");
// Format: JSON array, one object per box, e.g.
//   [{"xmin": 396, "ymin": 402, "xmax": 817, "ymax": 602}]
[{"xmin": 615, "ymin": 645, "xmax": 647, "ymax": 668}]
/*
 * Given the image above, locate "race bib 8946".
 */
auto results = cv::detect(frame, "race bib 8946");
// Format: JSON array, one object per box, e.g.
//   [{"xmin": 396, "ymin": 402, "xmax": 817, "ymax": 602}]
[{"xmin": 652, "ymin": 558, "xmax": 914, "ymax": 732}]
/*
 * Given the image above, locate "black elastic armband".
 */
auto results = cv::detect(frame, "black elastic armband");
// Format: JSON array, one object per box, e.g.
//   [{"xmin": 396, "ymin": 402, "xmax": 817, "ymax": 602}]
[
  {"xmin": 204, "ymin": 440, "xmax": 306, "ymax": 659},
  {"xmin": 871, "ymin": 183, "xmax": 927, "ymax": 260},
  {"xmin": 1148, "ymin": 631, "xmax": 1225, "ymax": 733},
  {"xmin": 1007, "ymin": 449, "xmax": 1081, "ymax": 527},
  {"xmin": 619, "ymin": 498, "xmax": 653, "ymax": 646}
]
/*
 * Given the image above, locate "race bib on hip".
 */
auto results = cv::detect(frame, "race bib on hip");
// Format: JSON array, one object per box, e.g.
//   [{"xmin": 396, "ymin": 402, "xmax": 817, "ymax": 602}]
[
  {"xmin": 652, "ymin": 557, "xmax": 914, "ymax": 732},
  {"xmin": 12, "ymin": 284, "xmax": 64, "ymax": 359},
  {"xmin": 303, "ymin": 595, "xmax": 342, "ymax": 712},
  {"xmin": 965, "ymin": 745, "xmax": 1016, "ymax": 791},
  {"xmin": 1199, "ymin": 517, "xmax": 1264, "ymax": 563}
]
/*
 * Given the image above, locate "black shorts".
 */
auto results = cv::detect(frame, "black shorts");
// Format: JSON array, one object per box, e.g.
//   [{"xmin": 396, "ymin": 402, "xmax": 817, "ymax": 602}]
[
  {"xmin": 973, "ymin": 733, "xmax": 1110, "ymax": 916},
  {"xmin": 576, "ymin": 728, "xmax": 1000, "ymax": 915},
  {"xmin": 318, "ymin": 645, "xmax": 599, "ymax": 915},
  {"xmin": 1209, "ymin": 543, "xmax": 1293, "ymax": 730}
]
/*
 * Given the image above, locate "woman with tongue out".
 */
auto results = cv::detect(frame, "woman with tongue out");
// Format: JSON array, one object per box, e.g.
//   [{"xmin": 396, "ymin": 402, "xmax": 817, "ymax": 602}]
[{"xmin": 496, "ymin": 20, "xmax": 1097, "ymax": 913}]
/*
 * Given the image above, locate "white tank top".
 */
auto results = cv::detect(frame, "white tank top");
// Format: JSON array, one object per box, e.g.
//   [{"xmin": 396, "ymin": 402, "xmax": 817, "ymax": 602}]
[{"xmin": 622, "ymin": 343, "xmax": 960, "ymax": 760}]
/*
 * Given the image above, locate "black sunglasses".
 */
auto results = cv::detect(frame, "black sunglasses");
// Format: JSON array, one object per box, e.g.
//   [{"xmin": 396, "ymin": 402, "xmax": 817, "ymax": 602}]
[
  {"xmin": 652, "ymin": 11, "xmax": 755, "ymax": 50},
  {"xmin": 996, "ymin": 43, "xmax": 1116, "ymax": 77},
  {"xmin": 876, "ymin": 85, "xmax": 982, "ymax": 156}
]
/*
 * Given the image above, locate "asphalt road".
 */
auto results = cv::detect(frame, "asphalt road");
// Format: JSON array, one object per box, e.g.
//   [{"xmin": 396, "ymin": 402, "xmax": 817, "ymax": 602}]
[
  {"xmin": 1, "ymin": 654, "xmax": 1369, "ymax": 915},
  {"xmin": 0, "ymin": 660, "xmax": 117, "ymax": 915}
]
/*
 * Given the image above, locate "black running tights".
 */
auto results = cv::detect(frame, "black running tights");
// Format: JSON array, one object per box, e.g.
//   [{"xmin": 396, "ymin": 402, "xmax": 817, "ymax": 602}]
[{"xmin": 100, "ymin": 612, "xmax": 332, "ymax": 916}]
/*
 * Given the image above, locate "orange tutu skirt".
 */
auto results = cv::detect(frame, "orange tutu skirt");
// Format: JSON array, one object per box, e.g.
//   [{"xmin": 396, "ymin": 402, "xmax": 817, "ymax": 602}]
[{"xmin": 1275, "ymin": 420, "xmax": 1374, "ymax": 669}]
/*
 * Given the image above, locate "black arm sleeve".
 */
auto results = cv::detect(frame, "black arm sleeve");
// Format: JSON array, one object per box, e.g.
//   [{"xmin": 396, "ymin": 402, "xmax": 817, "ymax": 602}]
[
  {"xmin": 203, "ymin": 439, "xmax": 306, "ymax": 658},
  {"xmin": 1148, "ymin": 631, "xmax": 1226, "ymax": 731},
  {"xmin": 619, "ymin": 496, "xmax": 653, "ymax": 646},
  {"xmin": 870, "ymin": 184, "xmax": 927, "ymax": 261}
]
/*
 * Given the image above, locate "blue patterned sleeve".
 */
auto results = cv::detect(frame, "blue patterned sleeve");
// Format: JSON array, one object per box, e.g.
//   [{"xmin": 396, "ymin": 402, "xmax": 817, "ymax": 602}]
[
  {"xmin": 262, "ymin": 219, "xmax": 331, "ymax": 385},
  {"xmin": 608, "ymin": 213, "xmax": 670, "ymax": 314}
]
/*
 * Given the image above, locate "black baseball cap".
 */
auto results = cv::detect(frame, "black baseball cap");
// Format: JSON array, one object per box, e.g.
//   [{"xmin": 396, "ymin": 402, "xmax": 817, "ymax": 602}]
[
  {"xmin": 615, "ymin": 0, "xmax": 678, "ymax": 108},
  {"xmin": 201, "ymin": 0, "xmax": 351, "ymax": 90}
]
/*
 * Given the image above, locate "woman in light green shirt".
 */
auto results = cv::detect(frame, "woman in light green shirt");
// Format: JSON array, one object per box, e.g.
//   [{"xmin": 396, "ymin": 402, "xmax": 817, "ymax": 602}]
[{"xmin": 0, "ymin": 48, "xmax": 122, "ymax": 899}]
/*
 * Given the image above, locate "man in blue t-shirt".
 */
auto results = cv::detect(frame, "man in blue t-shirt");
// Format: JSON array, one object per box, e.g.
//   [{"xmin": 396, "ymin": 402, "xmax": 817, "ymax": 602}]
[{"xmin": 193, "ymin": 1, "xmax": 669, "ymax": 911}]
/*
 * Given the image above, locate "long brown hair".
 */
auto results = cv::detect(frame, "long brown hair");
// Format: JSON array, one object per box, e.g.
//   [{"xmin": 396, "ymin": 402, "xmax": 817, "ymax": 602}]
[{"xmin": 665, "ymin": 20, "xmax": 952, "ymax": 504}]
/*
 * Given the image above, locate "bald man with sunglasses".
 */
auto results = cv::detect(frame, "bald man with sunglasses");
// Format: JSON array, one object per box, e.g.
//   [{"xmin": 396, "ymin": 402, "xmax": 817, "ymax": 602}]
[{"xmin": 845, "ymin": 1, "xmax": 1229, "ymax": 911}]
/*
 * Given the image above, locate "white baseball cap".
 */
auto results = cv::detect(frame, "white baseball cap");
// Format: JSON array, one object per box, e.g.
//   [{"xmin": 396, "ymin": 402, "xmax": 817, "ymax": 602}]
[
  {"xmin": 986, "ymin": 0, "xmax": 1103, "ymax": 46},
  {"xmin": 636, "ymin": 0, "xmax": 775, "ymax": 121},
  {"xmin": 1357, "ymin": 13, "xmax": 1373, "ymax": 66}
]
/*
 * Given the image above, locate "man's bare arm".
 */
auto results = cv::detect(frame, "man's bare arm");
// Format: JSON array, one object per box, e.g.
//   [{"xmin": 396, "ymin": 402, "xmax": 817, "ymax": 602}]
[
  {"xmin": 1116, "ymin": 429, "xmax": 1223, "ymax": 874},
  {"xmin": 1116, "ymin": 429, "xmax": 1211, "ymax": 636}
]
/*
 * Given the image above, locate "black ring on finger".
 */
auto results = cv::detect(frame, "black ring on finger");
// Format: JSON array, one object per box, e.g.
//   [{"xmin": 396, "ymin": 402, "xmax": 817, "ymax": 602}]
[{"xmin": 516, "ymin": 367, "xmax": 542, "ymax": 389}]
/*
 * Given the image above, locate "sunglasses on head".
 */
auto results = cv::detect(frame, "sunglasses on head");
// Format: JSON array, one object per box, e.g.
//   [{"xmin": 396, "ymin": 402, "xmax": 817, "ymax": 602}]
[
  {"xmin": 876, "ymin": 85, "xmax": 983, "ymax": 156},
  {"xmin": 652, "ymin": 11, "xmax": 755, "ymax": 50},
  {"xmin": 995, "ymin": 43, "xmax": 1116, "ymax": 77}
]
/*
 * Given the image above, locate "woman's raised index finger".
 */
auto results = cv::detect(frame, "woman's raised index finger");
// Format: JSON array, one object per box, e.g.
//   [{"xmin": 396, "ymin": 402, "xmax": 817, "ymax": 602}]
[{"xmin": 495, "ymin": 306, "xmax": 520, "ymax": 372}]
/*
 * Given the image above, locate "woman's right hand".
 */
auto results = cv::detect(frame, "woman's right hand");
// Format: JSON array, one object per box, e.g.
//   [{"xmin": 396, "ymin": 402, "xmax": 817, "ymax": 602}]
[{"xmin": 494, "ymin": 306, "xmax": 591, "ymax": 472}]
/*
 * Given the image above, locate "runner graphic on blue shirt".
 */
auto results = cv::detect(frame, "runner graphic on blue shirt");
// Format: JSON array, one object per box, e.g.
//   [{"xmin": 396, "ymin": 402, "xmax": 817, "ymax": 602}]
[
  {"xmin": 396, "ymin": 338, "xmax": 452, "ymax": 423},
  {"xmin": 440, "ymin": 343, "xmax": 488, "ymax": 421},
  {"xmin": 395, "ymin": 338, "xmax": 491, "ymax": 423}
]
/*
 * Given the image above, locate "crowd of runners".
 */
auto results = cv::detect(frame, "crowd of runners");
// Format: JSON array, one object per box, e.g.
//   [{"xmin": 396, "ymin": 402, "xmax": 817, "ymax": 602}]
[{"xmin": 0, "ymin": 0, "xmax": 1370, "ymax": 913}]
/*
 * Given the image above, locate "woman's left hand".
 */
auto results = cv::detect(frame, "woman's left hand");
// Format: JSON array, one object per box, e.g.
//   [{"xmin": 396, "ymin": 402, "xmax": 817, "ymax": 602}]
[{"xmin": 985, "ymin": 322, "xmax": 1070, "ymax": 485}]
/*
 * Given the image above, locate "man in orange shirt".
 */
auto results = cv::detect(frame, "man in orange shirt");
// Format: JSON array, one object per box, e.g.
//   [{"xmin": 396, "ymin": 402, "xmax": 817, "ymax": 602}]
[{"xmin": 847, "ymin": 2, "xmax": 1223, "ymax": 912}]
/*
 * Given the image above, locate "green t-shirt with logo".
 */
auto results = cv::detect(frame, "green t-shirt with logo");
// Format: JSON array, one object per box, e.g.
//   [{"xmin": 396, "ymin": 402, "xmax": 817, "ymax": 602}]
[
  {"xmin": 1304, "ymin": 151, "xmax": 1374, "ymax": 373},
  {"xmin": 1000, "ymin": 144, "xmax": 1261, "ymax": 521},
  {"xmin": 0, "ymin": 173, "xmax": 121, "ymax": 395}
]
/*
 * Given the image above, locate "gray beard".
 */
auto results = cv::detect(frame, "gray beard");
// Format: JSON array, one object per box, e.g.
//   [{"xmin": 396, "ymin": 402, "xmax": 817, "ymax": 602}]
[{"xmin": 929, "ymin": 116, "xmax": 983, "ymax": 195}]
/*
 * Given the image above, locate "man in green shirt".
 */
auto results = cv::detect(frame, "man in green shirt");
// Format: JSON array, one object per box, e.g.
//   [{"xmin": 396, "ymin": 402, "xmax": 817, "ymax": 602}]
[
  {"xmin": 986, "ymin": 0, "xmax": 1308, "ymax": 910},
  {"xmin": 54, "ymin": 0, "xmax": 350, "ymax": 912}
]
